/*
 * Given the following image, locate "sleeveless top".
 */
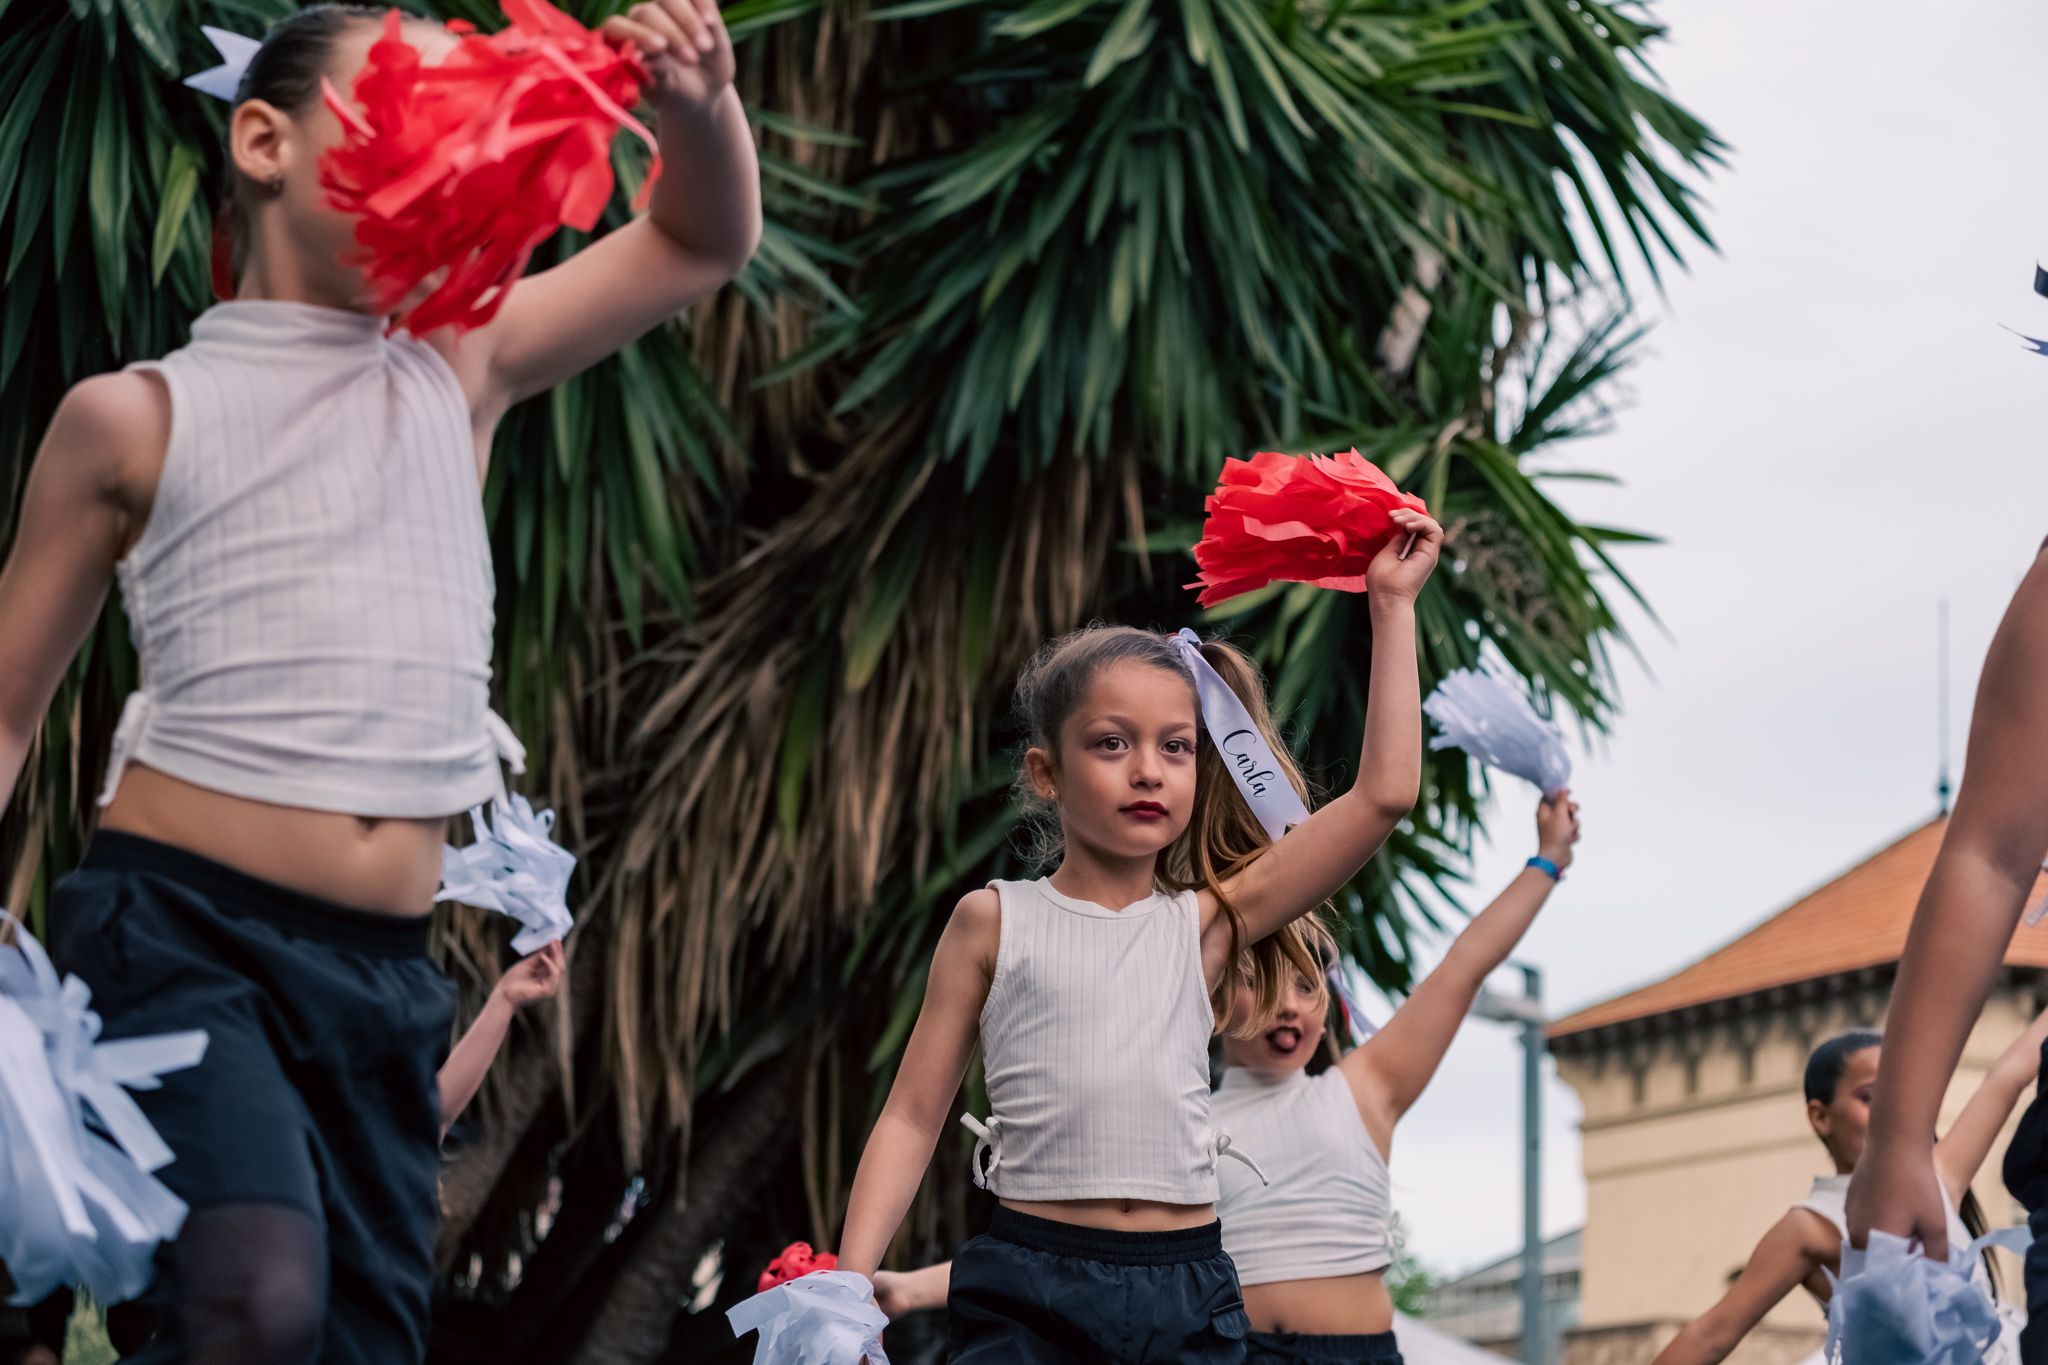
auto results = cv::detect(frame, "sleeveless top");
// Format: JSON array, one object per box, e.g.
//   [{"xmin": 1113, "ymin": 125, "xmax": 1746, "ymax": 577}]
[
  {"xmin": 963, "ymin": 878, "xmax": 1264, "ymax": 1204},
  {"xmin": 1211, "ymin": 1065, "xmax": 1393, "ymax": 1284},
  {"xmin": 103, "ymin": 301, "xmax": 520, "ymax": 818},
  {"xmin": 1797, "ymin": 1173, "xmax": 2020, "ymax": 1364}
]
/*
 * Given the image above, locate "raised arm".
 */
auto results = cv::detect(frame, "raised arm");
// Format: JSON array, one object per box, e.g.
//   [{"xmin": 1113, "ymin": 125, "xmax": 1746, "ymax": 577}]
[
  {"xmin": 461, "ymin": 0, "xmax": 762, "ymax": 415},
  {"xmin": 838, "ymin": 891, "xmax": 996, "ymax": 1277},
  {"xmin": 436, "ymin": 942, "xmax": 565, "ymax": 1136},
  {"xmin": 1650, "ymin": 1212, "xmax": 1836, "ymax": 1365},
  {"xmin": 1340, "ymin": 794, "xmax": 1578, "ymax": 1146},
  {"xmin": 1933, "ymin": 1002, "xmax": 2048, "ymax": 1202},
  {"xmin": 0, "ymin": 374, "xmax": 162, "ymax": 819},
  {"xmin": 1205, "ymin": 511, "xmax": 1440, "ymax": 955},
  {"xmin": 1849, "ymin": 549, "xmax": 2048, "ymax": 1261}
]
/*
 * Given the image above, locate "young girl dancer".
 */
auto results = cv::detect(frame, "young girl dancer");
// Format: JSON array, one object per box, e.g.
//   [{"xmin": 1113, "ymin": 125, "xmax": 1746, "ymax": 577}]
[
  {"xmin": 0, "ymin": 5, "xmax": 758, "ymax": 1359},
  {"xmin": 835, "ymin": 506, "xmax": 1443, "ymax": 1363},
  {"xmin": 1212, "ymin": 792, "xmax": 1578, "ymax": 1365},
  {"xmin": 1846, "ymin": 551, "xmax": 2048, "ymax": 1363},
  {"xmin": 1656, "ymin": 1023, "xmax": 2048, "ymax": 1365},
  {"xmin": 858, "ymin": 792, "xmax": 1579, "ymax": 1365}
]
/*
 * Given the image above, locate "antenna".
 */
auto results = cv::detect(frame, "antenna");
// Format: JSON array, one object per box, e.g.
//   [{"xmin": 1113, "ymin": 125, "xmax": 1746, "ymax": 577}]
[{"xmin": 1937, "ymin": 597, "xmax": 1952, "ymax": 816}]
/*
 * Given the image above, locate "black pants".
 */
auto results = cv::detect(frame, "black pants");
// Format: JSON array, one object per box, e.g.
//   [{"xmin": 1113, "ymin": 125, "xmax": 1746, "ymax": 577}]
[
  {"xmin": 946, "ymin": 1207, "xmax": 1249, "ymax": 1363},
  {"xmin": 1244, "ymin": 1330, "xmax": 1402, "ymax": 1364},
  {"xmin": 2006, "ymin": 1037, "xmax": 2048, "ymax": 1365},
  {"xmin": 50, "ymin": 832, "xmax": 454, "ymax": 1364}
]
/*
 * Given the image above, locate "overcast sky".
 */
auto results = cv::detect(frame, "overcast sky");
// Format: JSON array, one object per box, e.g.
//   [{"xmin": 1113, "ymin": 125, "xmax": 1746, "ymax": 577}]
[{"xmin": 1383, "ymin": 0, "xmax": 2048, "ymax": 1278}]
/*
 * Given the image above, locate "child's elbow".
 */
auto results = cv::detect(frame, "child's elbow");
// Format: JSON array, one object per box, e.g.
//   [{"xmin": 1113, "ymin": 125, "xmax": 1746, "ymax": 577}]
[{"xmin": 1358, "ymin": 778, "xmax": 1419, "ymax": 823}]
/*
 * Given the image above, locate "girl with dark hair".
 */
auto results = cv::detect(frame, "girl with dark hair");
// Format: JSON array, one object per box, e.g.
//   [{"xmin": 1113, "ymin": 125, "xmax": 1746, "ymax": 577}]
[
  {"xmin": 832, "ymin": 512, "xmax": 1441, "ymax": 1364},
  {"xmin": 1652, "ymin": 1020, "xmax": 2048, "ymax": 1365},
  {"xmin": 0, "ymin": 3, "xmax": 759, "ymax": 1360}
]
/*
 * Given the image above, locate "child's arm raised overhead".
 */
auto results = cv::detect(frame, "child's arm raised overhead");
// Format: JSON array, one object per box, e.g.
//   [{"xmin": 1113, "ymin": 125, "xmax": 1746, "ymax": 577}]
[
  {"xmin": 1203, "ymin": 509, "xmax": 1441, "ymax": 957},
  {"xmin": 460, "ymin": 0, "xmax": 762, "ymax": 415},
  {"xmin": 1932, "ymin": 1002, "xmax": 2048, "ymax": 1204},
  {"xmin": 1340, "ymin": 794, "xmax": 1578, "ymax": 1150},
  {"xmin": 1849, "ymin": 549, "xmax": 2048, "ymax": 1262},
  {"xmin": 1650, "ymin": 1212, "xmax": 1837, "ymax": 1365},
  {"xmin": 838, "ymin": 889, "xmax": 999, "ymax": 1278},
  {"xmin": 0, "ymin": 374, "xmax": 165, "ymax": 817}
]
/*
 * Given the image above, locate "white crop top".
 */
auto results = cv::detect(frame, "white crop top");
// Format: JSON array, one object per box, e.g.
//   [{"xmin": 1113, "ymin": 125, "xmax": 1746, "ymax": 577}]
[
  {"xmin": 102, "ymin": 301, "xmax": 520, "ymax": 818},
  {"xmin": 963, "ymin": 878, "xmax": 1262, "ymax": 1204},
  {"xmin": 1211, "ymin": 1065, "xmax": 1393, "ymax": 1284}
]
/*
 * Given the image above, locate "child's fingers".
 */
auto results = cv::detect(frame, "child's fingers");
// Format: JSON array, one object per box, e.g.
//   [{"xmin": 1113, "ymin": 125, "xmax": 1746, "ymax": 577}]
[
  {"xmin": 602, "ymin": 14, "xmax": 671, "ymax": 52},
  {"xmin": 633, "ymin": 1, "xmax": 698, "ymax": 53},
  {"xmin": 651, "ymin": 0, "xmax": 715, "ymax": 52}
]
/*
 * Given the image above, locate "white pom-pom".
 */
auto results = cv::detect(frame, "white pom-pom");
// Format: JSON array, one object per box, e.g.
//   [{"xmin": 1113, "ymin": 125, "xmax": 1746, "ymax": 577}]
[
  {"xmin": 726, "ymin": 1269, "xmax": 890, "ymax": 1365},
  {"xmin": 437, "ymin": 795, "xmax": 577, "ymax": 955},
  {"xmin": 1424, "ymin": 666, "xmax": 1572, "ymax": 797},
  {"xmin": 0, "ymin": 916, "xmax": 207, "ymax": 1304},
  {"xmin": 1826, "ymin": 1226, "xmax": 2025, "ymax": 1365}
]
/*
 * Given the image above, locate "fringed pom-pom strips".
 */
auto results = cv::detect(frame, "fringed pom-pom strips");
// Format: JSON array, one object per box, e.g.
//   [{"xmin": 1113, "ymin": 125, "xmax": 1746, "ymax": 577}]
[
  {"xmin": 1825, "ymin": 1227, "xmax": 2027, "ymax": 1364},
  {"xmin": 726, "ymin": 1268, "xmax": 891, "ymax": 1365},
  {"xmin": 0, "ymin": 916, "xmax": 207, "ymax": 1305},
  {"xmin": 1423, "ymin": 665, "xmax": 1573, "ymax": 799},
  {"xmin": 437, "ymin": 794, "xmax": 577, "ymax": 955},
  {"xmin": 319, "ymin": 0, "xmax": 662, "ymax": 334},
  {"xmin": 1187, "ymin": 449, "xmax": 1429, "ymax": 607}
]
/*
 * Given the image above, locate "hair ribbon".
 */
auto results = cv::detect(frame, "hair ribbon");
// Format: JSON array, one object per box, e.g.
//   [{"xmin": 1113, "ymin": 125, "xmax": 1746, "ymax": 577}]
[
  {"xmin": 1169, "ymin": 628, "xmax": 1309, "ymax": 843},
  {"xmin": 184, "ymin": 26, "xmax": 261, "ymax": 103}
]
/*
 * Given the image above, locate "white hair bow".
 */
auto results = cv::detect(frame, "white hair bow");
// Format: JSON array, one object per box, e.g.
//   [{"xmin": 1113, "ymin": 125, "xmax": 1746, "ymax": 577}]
[{"xmin": 184, "ymin": 25, "xmax": 261, "ymax": 102}]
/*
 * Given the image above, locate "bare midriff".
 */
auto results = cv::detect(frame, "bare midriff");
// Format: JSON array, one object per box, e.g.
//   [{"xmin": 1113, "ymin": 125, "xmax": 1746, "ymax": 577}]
[
  {"xmin": 1242, "ymin": 1270, "xmax": 1394, "ymax": 1335},
  {"xmin": 99, "ymin": 764, "xmax": 447, "ymax": 915},
  {"xmin": 999, "ymin": 1196, "xmax": 1218, "ymax": 1233}
]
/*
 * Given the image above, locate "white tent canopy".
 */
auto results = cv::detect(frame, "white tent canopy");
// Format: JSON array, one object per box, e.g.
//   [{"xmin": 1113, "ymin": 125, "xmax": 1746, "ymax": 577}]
[{"xmin": 1394, "ymin": 1312, "xmax": 1519, "ymax": 1365}]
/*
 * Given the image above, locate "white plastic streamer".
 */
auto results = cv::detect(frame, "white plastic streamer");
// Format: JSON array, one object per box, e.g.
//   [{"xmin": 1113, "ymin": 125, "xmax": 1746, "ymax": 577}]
[
  {"xmin": 436, "ymin": 795, "xmax": 577, "ymax": 955},
  {"xmin": 1423, "ymin": 666, "xmax": 1572, "ymax": 798},
  {"xmin": 1170, "ymin": 629, "xmax": 1310, "ymax": 842},
  {"xmin": 182, "ymin": 26, "xmax": 261, "ymax": 102},
  {"xmin": 726, "ymin": 1269, "xmax": 891, "ymax": 1365},
  {"xmin": 0, "ymin": 916, "xmax": 207, "ymax": 1304},
  {"xmin": 1824, "ymin": 1226, "xmax": 2029, "ymax": 1365}
]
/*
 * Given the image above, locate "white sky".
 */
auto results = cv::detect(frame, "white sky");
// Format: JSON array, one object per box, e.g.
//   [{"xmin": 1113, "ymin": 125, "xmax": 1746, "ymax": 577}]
[{"xmin": 1386, "ymin": 0, "xmax": 2048, "ymax": 1277}]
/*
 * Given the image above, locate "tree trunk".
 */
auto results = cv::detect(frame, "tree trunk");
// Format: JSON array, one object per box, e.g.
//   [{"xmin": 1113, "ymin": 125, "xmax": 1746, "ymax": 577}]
[{"xmin": 570, "ymin": 1046, "xmax": 811, "ymax": 1365}]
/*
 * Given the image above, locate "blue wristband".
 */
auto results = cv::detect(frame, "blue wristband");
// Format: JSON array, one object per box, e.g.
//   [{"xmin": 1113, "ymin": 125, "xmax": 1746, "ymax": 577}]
[{"xmin": 1526, "ymin": 856, "xmax": 1562, "ymax": 881}]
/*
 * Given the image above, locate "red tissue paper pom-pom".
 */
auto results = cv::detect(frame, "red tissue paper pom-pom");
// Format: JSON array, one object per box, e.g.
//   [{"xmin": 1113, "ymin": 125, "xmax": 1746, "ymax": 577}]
[
  {"xmin": 1187, "ymin": 449, "xmax": 1429, "ymax": 607},
  {"xmin": 319, "ymin": 0, "xmax": 661, "ymax": 334},
  {"xmin": 757, "ymin": 1241, "xmax": 839, "ymax": 1293}
]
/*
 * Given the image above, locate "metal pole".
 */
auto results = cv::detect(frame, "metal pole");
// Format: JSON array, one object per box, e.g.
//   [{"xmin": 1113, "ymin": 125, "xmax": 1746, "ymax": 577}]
[{"xmin": 1520, "ymin": 963, "xmax": 1545, "ymax": 1365}]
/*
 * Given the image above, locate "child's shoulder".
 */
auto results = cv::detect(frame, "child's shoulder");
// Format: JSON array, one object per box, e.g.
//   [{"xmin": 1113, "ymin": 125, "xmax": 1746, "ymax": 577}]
[{"xmin": 45, "ymin": 371, "xmax": 170, "ymax": 497}]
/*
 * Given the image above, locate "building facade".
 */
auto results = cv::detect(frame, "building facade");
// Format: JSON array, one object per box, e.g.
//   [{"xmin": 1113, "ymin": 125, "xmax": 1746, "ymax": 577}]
[{"xmin": 1547, "ymin": 818, "xmax": 2048, "ymax": 1365}]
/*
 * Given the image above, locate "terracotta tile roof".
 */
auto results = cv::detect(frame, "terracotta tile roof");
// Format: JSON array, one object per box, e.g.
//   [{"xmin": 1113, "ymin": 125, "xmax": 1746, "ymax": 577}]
[{"xmin": 1548, "ymin": 817, "xmax": 2048, "ymax": 1039}]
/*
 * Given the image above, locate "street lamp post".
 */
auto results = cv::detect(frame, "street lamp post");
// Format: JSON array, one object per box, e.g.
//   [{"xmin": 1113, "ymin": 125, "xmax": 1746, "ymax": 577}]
[{"xmin": 1473, "ymin": 963, "xmax": 1547, "ymax": 1365}]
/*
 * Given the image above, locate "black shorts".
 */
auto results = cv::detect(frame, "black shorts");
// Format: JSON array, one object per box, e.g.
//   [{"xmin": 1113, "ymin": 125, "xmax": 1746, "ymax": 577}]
[
  {"xmin": 48, "ymin": 832, "xmax": 455, "ymax": 1365},
  {"xmin": 2008, "ymin": 1038, "xmax": 2048, "ymax": 1365},
  {"xmin": 946, "ymin": 1207, "xmax": 1249, "ymax": 1363},
  {"xmin": 1244, "ymin": 1329, "xmax": 1402, "ymax": 1364}
]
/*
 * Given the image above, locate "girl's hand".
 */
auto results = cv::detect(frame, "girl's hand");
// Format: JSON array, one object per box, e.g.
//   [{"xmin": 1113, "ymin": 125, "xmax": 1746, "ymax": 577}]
[
  {"xmin": 1369, "ymin": 509, "xmax": 1443, "ymax": 604},
  {"xmin": 871, "ymin": 1270, "xmax": 912, "ymax": 1319},
  {"xmin": 1536, "ymin": 790, "xmax": 1581, "ymax": 872},
  {"xmin": 1846, "ymin": 1138, "xmax": 1953, "ymax": 1263},
  {"xmin": 602, "ymin": 0, "xmax": 736, "ymax": 112},
  {"xmin": 492, "ymin": 941, "xmax": 566, "ymax": 1010}
]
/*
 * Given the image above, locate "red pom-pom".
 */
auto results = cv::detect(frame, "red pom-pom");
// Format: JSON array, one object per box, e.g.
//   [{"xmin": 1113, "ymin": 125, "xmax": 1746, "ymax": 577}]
[
  {"xmin": 319, "ymin": 0, "xmax": 661, "ymax": 334},
  {"xmin": 1188, "ymin": 450, "xmax": 1429, "ymax": 607},
  {"xmin": 757, "ymin": 1241, "xmax": 838, "ymax": 1293}
]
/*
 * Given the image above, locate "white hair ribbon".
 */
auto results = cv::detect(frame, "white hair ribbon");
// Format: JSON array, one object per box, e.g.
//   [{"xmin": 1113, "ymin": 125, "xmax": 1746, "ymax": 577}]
[
  {"xmin": 184, "ymin": 26, "xmax": 262, "ymax": 103},
  {"xmin": 1170, "ymin": 628, "xmax": 1310, "ymax": 843}
]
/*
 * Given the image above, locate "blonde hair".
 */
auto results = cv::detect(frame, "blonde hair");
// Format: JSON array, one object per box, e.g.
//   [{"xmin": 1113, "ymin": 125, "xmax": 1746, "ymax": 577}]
[{"xmin": 1011, "ymin": 624, "xmax": 1332, "ymax": 1033}]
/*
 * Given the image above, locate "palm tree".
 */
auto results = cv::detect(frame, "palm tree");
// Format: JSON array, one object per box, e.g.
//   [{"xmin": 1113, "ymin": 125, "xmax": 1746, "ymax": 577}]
[{"xmin": 0, "ymin": 0, "xmax": 1720, "ymax": 1358}]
